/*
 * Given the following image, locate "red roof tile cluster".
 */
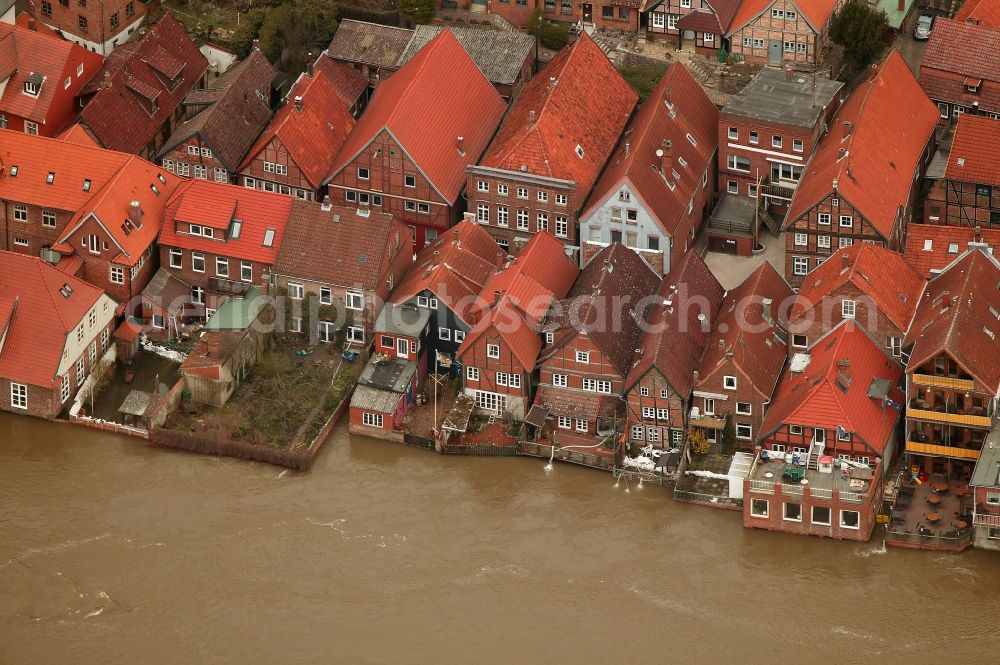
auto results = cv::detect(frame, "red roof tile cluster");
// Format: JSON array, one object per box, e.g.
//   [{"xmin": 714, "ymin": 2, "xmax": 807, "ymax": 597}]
[
  {"xmin": 677, "ymin": 9, "xmax": 724, "ymax": 33},
  {"xmin": 0, "ymin": 22, "xmax": 102, "ymax": 129},
  {"xmin": 459, "ymin": 232, "xmax": 579, "ymax": 370},
  {"xmin": 904, "ymin": 224, "xmax": 1000, "ymax": 278},
  {"xmin": 759, "ymin": 323, "xmax": 903, "ymax": 455},
  {"xmin": 581, "ymin": 62, "xmax": 717, "ymax": 239},
  {"xmin": 534, "ymin": 384, "xmax": 620, "ymax": 420},
  {"xmin": 697, "ymin": 261, "xmax": 792, "ymax": 398},
  {"xmin": 158, "ymin": 180, "xmax": 294, "ymax": 265},
  {"xmin": 272, "ymin": 202, "xmax": 411, "ymax": 291},
  {"xmin": 955, "ymin": 0, "xmax": 1000, "ymax": 27},
  {"xmin": 904, "ymin": 248, "xmax": 1000, "ymax": 392},
  {"xmin": 542, "ymin": 243, "xmax": 662, "ymax": 376},
  {"xmin": 390, "ymin": 219, "xmax": 507, "ymax": 325},
  {"xmin": 327, "ymin": 30, "xmax": 505, "ymax": 203},
  {"xmin": 729, "ymin": 0, "xmax": 838, "ymax": 33},
  {"xmin": 920, "ymin": 19, "xmax": 1000, "ymax": 113},
  {"xmin": 786, "ymin": 50, "xmax": 938, "ymax": 238},
  {"xmin": 312, "ymin": 53, "xmax": 370, "ymax": 109},
  {"xmin": 790, "ymin": 244, "xmax": 925, "ymax": 332},
  {"xmin": 478, "ymin": 34, "xmax": 637, "ymax": 195},
  {"xmin": 58, "ymin": 124, "xmax": 100, "ymax": 147},
  {"xmin": 944, "ymin": 114, "xmax": 1000, "ymax": 186},
  {"xmin": 0, "ymin": 250, "xmax": 110, "ymax": 389},
  {"xmin": 79, "ymin": 12, "xmax": 208, "ymax": 154},
  {"xmin": 626, "ymin": 251, "xmax": 724, "ymax": 395},
  {"xmin": 239, "ymin": 70, "xmax": 355, "ymax": 191}
]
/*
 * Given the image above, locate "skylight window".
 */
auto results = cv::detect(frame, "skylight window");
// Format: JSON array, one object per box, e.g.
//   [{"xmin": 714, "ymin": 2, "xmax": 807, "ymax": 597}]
[
  {"xmin": 46, "ymin": 172, "xmax": 55, "ymax": 185},
  {"xmin": 575, "ymin": 144, "xmax": 584, "ymax": 159},
  {"xmin": 263, "ymin": 228, "xmax": 275, "ymax": 247},
  {"xmin": 150, "ymin": 184, "xmax": 160, "ymax": 195},
  {"xmin": 158, "ymin": 174, "xmax": 167, "ymax": 185},
  {"xmin": 229, "ymin": 219, "xmax": 243, "ymax": 240},
  {"xmin": 9, "ymin": 165, "xmax": 18, "ymax": 177},
  {"xmin": 58, "ymin": 283, "xmax": 74, "ymax": 298},
  {"xmin": 83, "ymin": 179, "xmax": 91, "ymax": 191}
]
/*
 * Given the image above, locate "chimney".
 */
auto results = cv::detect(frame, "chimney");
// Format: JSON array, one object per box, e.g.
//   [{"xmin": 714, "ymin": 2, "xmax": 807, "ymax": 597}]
[
  {"xmin": 494, "ymin": 290, "xmax": 501, "ymax": 304},
  {"xmin": 294, "ymin": 95, "xmax": 303, "ymax": 111},
  {"xmin": 252, "ymin": 39, "xmax": 260, "ymax": 51},
  {"xmin": 897, "ymin": 0, "xmax": 904, "ymax": 10},
  {"xmin": 624, "ymin": 141, "xmax": 630, "ymax": 156},
  {"xmin": 842, "ymin": 251, "xmax": 851, "ymax": 272},
  {"xmin": 549, "ymin": 76, "xmax": 558, "ymax": 88},
  {"xmin": 103, "ymin": 70, "xmax": 112, "ymax": 88},
  {"xmin": 27, "ymin": 17, "xmax": 35, "ymax": 30},
  {"xmin": 260, "ymin": 270, "xmax": 270, "ymax": 297},
  {"xmin": 975, "ymin": 225, "xmax": 983, "ymax": 244},
  {"xmin": 843, "ymin": 120, "xmax": 852, "ymax": 137},
  {"xmin": 656, "ymin": 148, "xmax": 669, "ymax": 173},
  {"xmin": 762, "ymin": 298, "xmax": 773, "ymax": 324},
  {"xmin": 307, "ymin": 54, "xmax": 314, "ymax": 77},
  {"xmin": 529, "ymin": 110, "xmax": 536, "ymax": 124},
  {"xmin": 693, "ymin": 370, "xmax": 699, "ymax": 385},
  {"xmin": 456, "ymin": 135, "xmax": 465, "ymax": 154},
  {"xmin": 128, "ymin": 200, "xmax": 143, "ymax": 226}
]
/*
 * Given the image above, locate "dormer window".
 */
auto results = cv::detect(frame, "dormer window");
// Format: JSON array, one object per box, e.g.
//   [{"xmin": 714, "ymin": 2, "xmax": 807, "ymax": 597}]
[{"xmin": 23, "ymin": 74, "xmax": 43, "ymax": 97}]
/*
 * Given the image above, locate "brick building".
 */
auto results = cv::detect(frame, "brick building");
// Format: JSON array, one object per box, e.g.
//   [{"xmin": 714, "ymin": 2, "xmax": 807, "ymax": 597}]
[
  {"xmin": 623, "ymin": 251, "xmax": 724, "ymax": 450},
  {"xmin": 310, "ymin": 54, "xmax": 368, "ymax": 117},
  {"xmin": 904, "ymin": 224, "xmax": 1000, "ymax": 278},
  {"xmin": 716, "ymin": 67, "xmax": 842, "ymax": 235},
  {"xmin": 156, "ymin": 180, "xmax": 293, "ymax": 319},
  {"xmin": 271, "ymin": 202, "xmax": 413, "ymax": 345},
  {"xmin": 970, "ymin": 427, "xmax": 1000, "ymax": 551},
  {"xmin": 326, "ymin": 30, "xmax": 506, "ymax": 251},
  {"xmin": 238, "ymin": 69, "xmax": 356, "ymax": 202},
  {"xmin": 157, "ymin": 48, "xmax": 278, "ymax": 186},
  {"xmin": 533, "ymin": 243, "xmax": 661, "ymax": 444},
  {"xmin": 902, "ymin": 248, "xmax": 1000, "ymax": 479},
  {"xmin": 726, "ymin": 0, "xmax": 842, "ymax": 66},
  {"xmin": 33, "ymin": 0, "xmax": 144, "ymax": 55},
  {"xmin": 783, "ymin": 50, "xmax": 938, "ymax": 286},
  {"xmin": 689, "ymin": 261, "xmax": 792, "ymax": 448},
  {"xmin": 787, "ymin": 244, "xmax": 924, "ymax": 360},
  {"xmin": 923, "ymin": 114, "xmax": 1000, "ymax": 229},
  {"xmin": 644, "ymin": 0, "xmax": 741, "ymax": 55},
  {"xmin": 0, "ymin": 250, "xmax": 116, "ymax": 419},
  {"xmin": 458, "ymin": 231, "xmax": 579, "ymax": 419},
  {"xmin": 579, "ymin": 62, "xmax": 718, "ymax": 276},
  {"xmin": 919, "ymin": 18, "xmax": 1000, "ymax": 122},
  {"xmin": 77, "ymin": 12, "xmax": 208, "ymax": 159},
  {"xmin": 324, "ymin": 19, "xmax": 413, "ymax": 88},
  {"xmin": 535, "ymin": 0, "xmax": 641, "ymax": 32},
  {"xmin": 955, "ymin": 0, "xmax": 1000, "ymax": 28},
  {"xmin": 467, "ymin": 34, "xmax": 637, "ymax": 258},
  {"xmin": 0, "ymin": 20, "xmax": 103, "ymax": 136}
]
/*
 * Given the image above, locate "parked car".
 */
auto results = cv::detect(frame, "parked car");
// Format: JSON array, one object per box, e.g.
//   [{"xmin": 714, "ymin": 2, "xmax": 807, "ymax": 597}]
[{"xmin": 914, "ymin": 14, "xmax": 934, "ymax": 40}]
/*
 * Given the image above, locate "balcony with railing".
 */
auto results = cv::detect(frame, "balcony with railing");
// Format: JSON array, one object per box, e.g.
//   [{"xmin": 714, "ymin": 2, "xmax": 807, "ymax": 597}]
[
  {"xmin": 910, "ymin": 373, "xmax": 976, "ymax": 391},
  {"xmin": 906, "ymin": 399, "xmax": 993, "ymax": 428}
]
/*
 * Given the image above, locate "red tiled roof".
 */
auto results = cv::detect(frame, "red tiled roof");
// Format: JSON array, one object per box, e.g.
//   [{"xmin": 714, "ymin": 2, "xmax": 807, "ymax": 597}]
[
  {"xmin": 542, "ymin": 243, "xmax": 662, "ymax": 376},
  {"xmin": 55, "ymin": 156, "xmax": 180, "ymax": 267},
  {"xmin": 272, "ymin": 202, "xmax": 411, "ymax": 291},
  {"xmin": 729, "ymin": 0, "xmax": 838, "ymax": 33},
  {"xmin": 580, "ymin": 62, "xmax": 717, "ymax": 239},
  {"xmin": 158, "ymin": 180, "xmax": 294, "ymax": 265},
  {"xmin": 955, "ymin": 0, "xmax": 1000, "ymax": 27},
  {"xmin": 159, "ymin": 49, "xmax": 278, "ymax": 171},
  {"xmin": 707, "ymin": 0, "xmax": 743, "ymax": 31},
  {"xmin": 533, "ymin": 384, "xmax": 620, "ymax": 420},
  {"xmin": 697, "ymin": 261, "xmax": 792, "ymax": 398},
  {"xmin": 786, "ymin": 50, "xmax": 938, "ymax": 238},
  {"xmin": 0, "ymin": 129, "xmax": 128, "ymax": 212},
  {"xmin": 478, "ymin": 34, "xmax": 637, "ymax": 196},
  {"xmin": 79, "ymin": 12, "xmax": 208, "ymax": 155},
  {"xmin": 0, "ymin": 22, "xmax": 102, "ymax": 128},
  {"xmin": 239, "ymin": 70, "xmax": 355, "ymax": 190},
  {"xmin": 677, "ymin": 9, "xmax": 723, "ymax": 33},
  {"xmin": 0, "ymin": 250, "xmax": 110, "ymax": 389},
  {"xmin": 904, "ymin": 224, "xmax": 1000, "ymax": 278},
  {"xmin": 904, "ymin": 249, "xmax": 1000, "ymax": 392},
  {"xmin": 327, "ymin": 30, "xmax": 505, "ymax": 203},
  {"xmin": 921, "ymin": 18, "xmax": 1000, "ymax": 83},
  {"xmin": 312, "ymin": 53, "xmax": 369, "ymax": 109},
  {"xmin": 58, "ymin": 123, "xmax": 100, "ymax": 147},
  {"xmin": 459, "ymin": 232, "xmax": 578, "ymax": 370},
  {"xmin": 759, "ymin": 323, "xmax": 903, "ymax": 455},
  {"xmin": 625, "ymin": 251, "xmax": 724, "ymax": 394},
  {"xmin": 390, "ymin": 219, "xmax": 506, "ymax": 325},
  {"xmin": 790, "ymin": 244, "xmax": 924, "ymax": 333},
  {"xmin": 944, "ymin": 114, "xmax": 1000, "ymax": 186}
]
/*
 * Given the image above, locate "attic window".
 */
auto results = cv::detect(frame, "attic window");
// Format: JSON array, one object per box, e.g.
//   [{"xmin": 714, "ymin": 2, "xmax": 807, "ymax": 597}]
[
  {"xmin": 986, "ymin": 327, "xmax": 996, "ymax": 341},
  {"xmin": 46, "ymin": 172, "xmax": 55, "ymax": 185},
  {"xmin": 83, "ymin": 179, "xmax": 91, "ymax": 191},
  {"xmin": 686, "ymin": 133, "xmax": 697, "ymax": 146},
  {"xmin": 158, "ymin": 174, "xmax": 167, "ymax": 185},
  {"xmin": 923, "ymin": 239, "xmax": 932, "ymax": 251},
  {"xmin": 948, "ymin": 242, "xmax": 959, "ymax": 254},
  {"xmin": 9, "ymin": 165, "xmax": 17, "ymax": 177},
  {"xmin": 575, "ymin": 144, "xmax": 584, "ymax": 159},
  {"xmin": 23, "ymin": 74, "xmax": 43, "ymax": 97},
  {"xmin": 263, "ymin": 228, "xmax": 276, "ymax": 247},
  {"xmin": 229, "ymin": 219, "xmax": 243, "ymax": 240},
  {"xmin": 150, "ymin": 184, "xmax": 160, "ymax": 195},
  {"xmin": 58, "ymin": 283, "xmax": 74, "ymax": 298},
  {"xmin": 677, "ymin": 156, "xmax": 688, "ymax": 168}
]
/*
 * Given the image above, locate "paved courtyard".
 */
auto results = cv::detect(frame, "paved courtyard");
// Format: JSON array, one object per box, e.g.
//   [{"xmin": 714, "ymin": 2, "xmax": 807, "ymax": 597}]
[{"xmin": 703, "ymin": 230, "xmax": 785, "ymax": 290}]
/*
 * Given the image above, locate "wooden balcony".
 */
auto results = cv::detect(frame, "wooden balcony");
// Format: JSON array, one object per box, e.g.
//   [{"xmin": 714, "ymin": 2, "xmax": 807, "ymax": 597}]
[
  {"xmin": 905, "ymin": 406, "xmax": 993, "ymax": 428},
  {"xmin": 905, "ymin": 440, "xmax": 981, "ymax": 460},
  {"xmin": 910, "ymin": 373, "xmax": 976, "ymax": 391},
  {"xmin": 689, "ymin": 414, "xmax": 725, "ymax": 430}
]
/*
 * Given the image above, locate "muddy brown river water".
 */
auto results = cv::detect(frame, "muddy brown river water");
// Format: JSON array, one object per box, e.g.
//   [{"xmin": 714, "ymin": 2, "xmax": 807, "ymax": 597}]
[{"xmin": 1, "ymin": 412, "xmax": 998, "ymax": 664}]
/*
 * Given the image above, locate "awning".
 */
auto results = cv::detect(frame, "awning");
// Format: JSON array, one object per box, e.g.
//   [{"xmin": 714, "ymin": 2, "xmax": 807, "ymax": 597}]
[{"xmin": 525, "ymin": 404, "xmax": 549, "ymax": 428}]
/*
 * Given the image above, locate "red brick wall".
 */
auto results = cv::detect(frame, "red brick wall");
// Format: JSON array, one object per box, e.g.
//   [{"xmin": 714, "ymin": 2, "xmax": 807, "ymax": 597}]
[
  {"xmin": 742, "ymin": 483, "xmax": 878, "ymax": 541},
  {"xmin": 238, "ymin": 136, "xmax": 319, "ymax": 200},
  {"xmin": 625, "ymin": 369, "xmax": 687, "ymax": 449},
  {"xmin": 727, "ymin": 0, "xmax": 837, "ymax": 65},
  {"xmin": 35, "ymin": 0, "xmax": 145, "ymax": 51},
  {"xmin": 65, "ymin": 214, "xmax": 158, "ymax": 308},
  {"xmin": 0, "ymin": 201, "xmax": 75, "ymax": 255},
  {"xmin": 538, "ymin": 331, "xmax": 625, "ymax": 430},
  {"xmin": 160, "ymin": 136, "xmax": 233, "ymax": 184},
  {"xmin": 787, "ymin": 282, "xmax": 909, "ymax": 357},
  {"xmin": 459, "ymin": 326, "xmax": 532, "ymax": 403},
  {"xmin": 783, "ymin": 194, "xmax": 881, "ymax": 287},
  {"xmin": 692, "ymin": 359, "xmax": 771, "ymax": 446},
  {"xmin": 717, "ymin": 115, "xmax": 815, "ymax": 202},
  {"xmin": 160, "ymin": 243, "xmax": 270, "ymax": 304}
]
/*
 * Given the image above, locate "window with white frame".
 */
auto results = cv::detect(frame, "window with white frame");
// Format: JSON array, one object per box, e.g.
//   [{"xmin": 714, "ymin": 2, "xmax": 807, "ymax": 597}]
[
  {"xmin": 516, "ymin": 187, "xmax": 528, "ymax": 199},
  {"xmin": 772, "ymin": 135, "xmax": 782, "ymax": 148},
  {"xmin": 839, "ymin": 215, "xmax": 853, "ymax": 228},
  {"xmin": 439, "ymin": 328, "xmax": 451, "ymax": 341},
  {"xmin": 887, "ymin": 336, "xmax": 902, "ymax": 358},
  {"xmin": 647, "ymin": 427, "xmax": 661, "ymax": 443},
  {"xmin": 241, "ymin": 261, "xmax": 252, "ymax": 282},
  {"xmin": 487, "ymin": 343, "xmax": 500, "ymax": 359},
  {"xmin": 703, "ymin": 397, "xmax": 715, "ymax": 415},
  {"xmin": 784, "ymin": 503, "xmax": 802, "ymax": 522},
  {"xmin": 61, "ymin": 375, "xmax": 70, "ymax": 403},
  {"xmin": 555, "ymin": 216, "xmax": 567, "ymax": 237},
  {"xmin": 575, "ymin": 419, "xmax": 588, "ymax": 433},
  {"xmin": 737, "ymin": 424, "xmax": 752, "ymax": 440},
  {"xmin": 842, "ymin": 300, "xmax": 856, "ymax": 318},
  {"xmin": 660, "ymin": 389, "xmax": 669, "ymax": 399},
  {"xmin": 215, "ymin": 257, "xmax": 229, "ymax": 277},
  {"xmin": 812, "ymin": 506, "xmax": 831, "ymax": 525},
  {"xmin": 727, "ymin": 154, "xmax": 751, "ymax": 171},
  {"xmin": 320, "ymin": 287, "xmax": 332, "ymax": 305},
  {"xmin": 783, "ymin": 41, "xmax": 796, "ymax": 53},
  {"xmin": 517, "ymin": 209, "xmax": 529, "ymax": 230},
  {"xmin": 727, "ymin": 127, "xmax": 738, "ymax": 140},
  {"xmin": 477, "ymin": 180, "xmax": 488, "ymax": 192},
  {"xmin": 657, "ymin": 408, "xmax": 669, "ymax": 420},
  {"xmin": 723, "ymin": 376, "xmax": 737, "ymax": 390},
  {"xmin": 793, "ymin": 139, "xmax": 804, "ymax": 153},
  {"xmin": 363, "ymin": 412, "xmax": 383, "ymax": 427},
  {"xmin": 818, "ymin": 235, "xmax": 831, "ymax": 249},
  {"xmin": 838, "ymin": 428, "xmax": 851, "ymax": 442},
  {"xmin": 793, "ymin": 257, "xmax": 809, "ymax": 275},
  {"xmin": 631, "ymin": 424, "xmax": 645, "ymax": 440},
  {"xmin": 795, "ymin": 233, "xmax": 807, "ymax": 246},
  {"xmin": 346, "ymin": 291, "xmax": 363, "ymax": 310},
  {"xmin": 552, "ymin": 373, "xmax": 567, "ymax": 387},
  {"xmin": 288, "ymin": 282, "xmax": 304, "ymax": 299},
  {"xmin": 840, "ymin": 510, "xmax": 860, "ymax": 529},
  {"xmin": 191, "ymin": 252, "xmax": 205, "ymax": 272},
  {"xmin": 558, "ymin": 416, "xmax": 572, "ymax": 429},
  {"xmin": 169, "ymin": 248, "xmax": 182, "ymax": 268},
  {"xmin": 789, "ymin": 425, "xmax": 803, "ymax": 435},
  {"xmin": 727, "ymin": 180, "xmax": 738, "ymax": 194},
  {"xmin": 477, "ymin": 203, "xmax": 489, "ymax": 224},
  {"xmin": 467, "ymin": 366, "xmax": 479, "ymax": 381},
  {"xmin": 555, "ymin": 193, "xmax": 567, "ymax": 206},
  {"xmin": 357, "ymin": 167, "xmax": 369, "ymax": 180},
  {"xmin": 575, "ymin": 350, "xmax": 589, "ymax": 364},
  {"xmin": 497, "ymin": 183, "xmax": 509, "ymax": 196},
  {"xmin": 12, "ymin": 205, "xmax": 27, "ymax": 221},
  {"xmin": 639, "ymin": 386, "xmax": 649, "ymax": 397},
  {"xmin": 109, "ymin": 266, "xmax": 124, "ymax": 284},
  {"xmin": 751, "ymin": 499, "xmax": 769, "ymax": 518},
  {"xmin": 10, "ymin": 383, "xmax": 27, "ymax": 409},
  {"xmin": 497, "ymin": 206, "xmax": 508, "ymax": 227},
  {"xmin": 42, "ymin": 210, "xmax": 57, "ymax": 227},
  {"xmin": 736, "ymin": 402, "xmax": 752, "ymax": 416},
  {"xmin": 818, "ymin": 213, "xmax": 831, "ymax": 225},
  {"xmin": 346, "ymin": 326, "xmax": 365, "ymax": 344}
]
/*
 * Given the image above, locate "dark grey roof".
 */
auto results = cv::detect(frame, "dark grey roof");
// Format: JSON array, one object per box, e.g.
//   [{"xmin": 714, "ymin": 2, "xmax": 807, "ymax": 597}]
[
  {"xmin": 358, "ymin": 356, "xmax": 416, "ymax": 393},
  {"xmin": 375, "ymin": 302, "xmax": 431, "ymax": 338},
  {"xmin": 723, "ymin": 68, "xmax": 843, "ymax": 128},
  {"xmin": 327, "ymin": 20, "xmax": 414, "ymax": 69},
  {"xmin": 396, "ymin": 25, "xmax": 534, "ymax": 86},
  {"xmin": 970, "ymin": 424, "xmax": 1000, "ymax": 487}
]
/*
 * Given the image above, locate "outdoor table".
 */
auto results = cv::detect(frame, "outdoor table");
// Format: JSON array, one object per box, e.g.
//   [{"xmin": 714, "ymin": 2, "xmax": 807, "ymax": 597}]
[
  {"xmin": 926, "ymin": 513, "xmax": 940, "ymax": 523},
  {"xmin": 955, "ymin": 520, "xmax": 968, "ymax": 529},
  {"xmin": 931, "ymin": 482, "xmax": 949, "ymax": 493},
  {"xmin": 927, "ymin": 495, "xmax": 942, "ymax": 506},
  {"xmin": 953, "ymin": 487, "xmax": 971, "ymax": 498}
]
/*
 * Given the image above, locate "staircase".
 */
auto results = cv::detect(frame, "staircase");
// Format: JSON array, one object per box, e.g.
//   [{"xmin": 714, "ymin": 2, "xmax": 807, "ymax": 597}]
[
  {"xmin": 806, "ymin": 441, "xmax": 823, "ymax": 471},
  {"xmin": 758, "ymin": 201, "xmax": 783, "ymax": 236}
]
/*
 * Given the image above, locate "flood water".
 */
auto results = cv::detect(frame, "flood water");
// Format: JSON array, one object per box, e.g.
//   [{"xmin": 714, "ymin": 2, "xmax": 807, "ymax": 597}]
[{"xmin": 1, "ymin": 412, "xmax": 998, "ymax": 664}]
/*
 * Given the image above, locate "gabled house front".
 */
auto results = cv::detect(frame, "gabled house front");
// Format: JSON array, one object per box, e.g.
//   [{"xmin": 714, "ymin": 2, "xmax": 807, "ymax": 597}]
[
  {"xmin": 922, "ymin": 114, "xmax": 1000, "ymax": 229},
  {"xmin": 726, "ymin": 0, "xmax": 843, "ymax": 66},
  {"xmin": 904, "ymin": 224, "xmax": 1000, "ymax": 279},
  {"xmin": 919, "ymin": 18, "xmax": 1000, "ymax": 122},
  {"xmin": 32, "ymin": 0, "xmax": 145, "ymax": 55},
  {"xmin": 783, "ymin": 50, "xmax": 938, "ymax": 287},
  {"xmin": 0, "ymin": 21, "xmax": 103, "ymax": 136},
  {"xmin": 578, "ymin": 62, "xmax": 718, "ymax": 276},
  {"xmin": 325, "ymin": 30, "xmax": 506, "ymax": 251},
  {"xmin": 644, "ymin": 0, "xmax": 741, "ymax": 55}
]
